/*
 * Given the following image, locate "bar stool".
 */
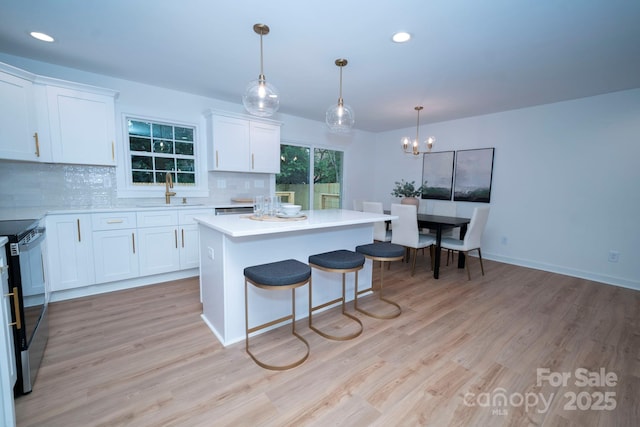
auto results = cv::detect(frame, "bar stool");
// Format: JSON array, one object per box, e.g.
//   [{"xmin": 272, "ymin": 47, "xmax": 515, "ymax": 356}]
[
  {"xmin": 308, "ymin": 250, "xmax": 365, "ymax": 340},
  {"xmin": 355, "ymin": 242, "xmax": 404, "ymax": 319},
  {"xmin": 244, "ymin": 259, "xmax": 311, "ymax": 371}
]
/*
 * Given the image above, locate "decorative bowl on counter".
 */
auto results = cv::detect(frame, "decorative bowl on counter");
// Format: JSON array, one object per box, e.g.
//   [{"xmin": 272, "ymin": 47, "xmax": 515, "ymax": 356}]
[{"xmin": 280, "ymin": 204, "xmax": 302, "ymax": 216}]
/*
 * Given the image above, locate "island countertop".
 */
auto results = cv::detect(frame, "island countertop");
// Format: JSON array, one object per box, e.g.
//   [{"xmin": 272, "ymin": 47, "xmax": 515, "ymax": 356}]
[{"xmin": 194, "ymin": 209, "xmax": 395, "ymax": 237}]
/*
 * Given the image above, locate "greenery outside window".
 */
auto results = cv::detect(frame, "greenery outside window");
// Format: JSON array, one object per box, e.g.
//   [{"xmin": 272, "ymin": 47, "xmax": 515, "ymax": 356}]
[
  {"xmin": 277, "ymin": 143, "xmax": 343, "ymax": 210},
  {"xmin": 127, "ymin": 118, "xmax": 196, "ymax": 186}
]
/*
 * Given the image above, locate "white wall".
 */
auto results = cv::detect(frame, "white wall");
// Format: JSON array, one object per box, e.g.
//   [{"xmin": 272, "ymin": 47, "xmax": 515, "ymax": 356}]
[{"xmin": 372, "ymin": 90, "xmax": 640, "ymax": 289}]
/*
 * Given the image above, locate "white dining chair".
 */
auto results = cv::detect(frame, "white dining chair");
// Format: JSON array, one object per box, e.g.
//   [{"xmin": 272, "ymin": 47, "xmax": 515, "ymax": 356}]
[
  {"xmin": 390, "ymin": 203, "xmax": 436, "ymax": 276},
  {"xmin": 362, "ymin": 201, "xmax": 391, "ymax": 242},
  {"xmin": 440, "ymin": 206, "xmax": 490, "ymax": 280},
  {"xmin": 352, "ymin": 199, "xmax": 364, "ymax": 211}
]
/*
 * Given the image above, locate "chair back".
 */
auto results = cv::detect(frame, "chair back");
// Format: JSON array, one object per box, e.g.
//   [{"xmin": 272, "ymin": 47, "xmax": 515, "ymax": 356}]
[
  {"xmin": 390, "ymin": 203, "xmax": 419, "ymax": 247},
  {"xmin": 352, "ymin": 199, "xmax": 363, "ymax": 211},
  {"xmin": 464, "ymin": 207, "xmax": 490, "ymax": 249},
  {"xmin": 362, "ymin": 201, "xmax": 388, "ymax": 242}
]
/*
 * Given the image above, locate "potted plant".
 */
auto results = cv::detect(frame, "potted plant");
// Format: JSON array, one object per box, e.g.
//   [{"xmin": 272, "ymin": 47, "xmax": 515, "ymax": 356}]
[{"xmin": 391, "ymin": 179, "xmax": 425, "ymax": 206}]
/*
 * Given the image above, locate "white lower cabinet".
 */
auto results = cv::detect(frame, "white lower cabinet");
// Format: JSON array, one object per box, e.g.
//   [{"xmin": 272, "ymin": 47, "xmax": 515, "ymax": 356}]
[
  {"xmin": 178, "ymin": 209, "xmax": 212, "ymax": 269},
  {"xmin": 138, "ymin": 226, "xmax": 181, "ymax": 276},
  {"xmin": 46, "ymin": 214, "xmax": 95, "ymax": 291},
  {"xmin": 92, "ymin": 212, "xmax": 138, "ymax": 283},
  {"xmin": 46, "ymin": 208, "xmax": 213, "ymax": 297}
]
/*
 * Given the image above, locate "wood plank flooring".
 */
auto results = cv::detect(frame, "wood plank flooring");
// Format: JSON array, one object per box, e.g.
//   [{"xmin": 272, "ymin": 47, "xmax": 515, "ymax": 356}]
[{"xmin": 15, "ymin": 256, "xmax": 640, "ymax": 426}]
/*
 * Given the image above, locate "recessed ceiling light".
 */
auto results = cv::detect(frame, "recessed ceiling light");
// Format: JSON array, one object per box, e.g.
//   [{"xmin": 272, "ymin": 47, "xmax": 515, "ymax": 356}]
[
  {"xmin": 392, "ymin": 32, "xmax": 411, "ymax": 43},
  {"xmin": 30, "ymin": 32, "xmax": 55, "ymax": 42}
]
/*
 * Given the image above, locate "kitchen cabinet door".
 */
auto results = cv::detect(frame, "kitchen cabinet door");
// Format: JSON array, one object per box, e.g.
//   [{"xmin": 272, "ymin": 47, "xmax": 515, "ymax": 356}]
[
  {"xmin": 137, "ymin": 226, "xmax": 181, "ymax": 276},
  {"xmin": 208, "ymin": 115, "xmax": 251, "ymax": 172},
  {"xmin": 179, "ymin": 224, "xmax": 200, "ymax": 269},
  {"xmin": 206, "ymin": 112, "xmax": 281, "ymax": 173},
  {"xmin": 0, "ymin": 70, "xmax": 40, "ymax": 162},
  {"xmin": 46, "ymin": 85, "xmax": 116, "ymax": 166},
  {"xmin": 45, "ymin": 214, "xmax": 95, "ymax": 291},
  {"xmin": 249, "ymin": 121, "xmax": 280, "ymax": 173},
  {"xmin": 93, "ymin": 230, "xmax": 139, "ymax": 283}
]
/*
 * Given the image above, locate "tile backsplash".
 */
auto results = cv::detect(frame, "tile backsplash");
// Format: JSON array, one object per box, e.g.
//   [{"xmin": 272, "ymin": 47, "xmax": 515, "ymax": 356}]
[{"xmin": 0, "ymin": 160, "xmax": 269, "ymax": 210}]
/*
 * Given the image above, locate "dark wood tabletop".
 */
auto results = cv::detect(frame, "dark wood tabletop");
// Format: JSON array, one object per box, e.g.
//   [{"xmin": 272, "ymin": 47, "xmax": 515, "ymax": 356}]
[{"xmin": 386, "ymin": 210, "xmax": 471, "ymax": 279}]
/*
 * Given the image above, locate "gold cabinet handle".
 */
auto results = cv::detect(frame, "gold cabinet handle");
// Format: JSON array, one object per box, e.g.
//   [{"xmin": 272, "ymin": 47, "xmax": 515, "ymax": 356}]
[
  {"xmin": 252, "ymin": 153, "xmax": 255, "ymax": 169},
  {"xmin": 34, "ymin": 132, "xmax": 40, "ymax": 157},
  {"xmin": 174, "ymin": 229, "xmax": 178, "ymax": 249},
  {"xmin": 111, "ymin": 141, "xmax": 115, "ymax": 161},
  {"xmin": 5, "ymin": 287, "xmax": 22, "ymax": 330},
  {"xmin": 215, "ymin": 150, "xmax": 219, "ymax": 168},
  {"xmin": 106, "ymin": 219, "xmax": 124, "ymax": 224},
  {"xmin": 77, "ymin": 219, "xmax": 81, "ymax": 242},
  {"xmin": 132, "ymin": 233, "xmax": 136, "ymax": 254},
  {"xmin": 181, "ymin": 228, "xmax": 185, "ymax": 248}
]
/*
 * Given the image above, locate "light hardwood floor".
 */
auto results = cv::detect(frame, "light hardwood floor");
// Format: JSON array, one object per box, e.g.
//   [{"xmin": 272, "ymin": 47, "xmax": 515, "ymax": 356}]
[{"xmin": 15, "ymin": 256, "xmax": 640, "ymax": 426}]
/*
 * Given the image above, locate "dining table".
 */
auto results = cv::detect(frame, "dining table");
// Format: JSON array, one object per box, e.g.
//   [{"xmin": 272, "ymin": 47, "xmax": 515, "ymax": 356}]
[
  {"xmin": 417, "ymin": 214, "xmax": 471, "ymax": 279},
  {"xmin": 385, "ymin": 210, "xmax": 471, "ymax": 279}
]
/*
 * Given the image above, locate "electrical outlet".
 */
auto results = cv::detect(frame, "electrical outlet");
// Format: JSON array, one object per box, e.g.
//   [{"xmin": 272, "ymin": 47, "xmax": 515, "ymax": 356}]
[
  {"xmin": 608, "ymin": 250, "xmax": 619, "ymax": 263},
  {"xmin": 207, "ymin": 247, "xmax": 214, "ymax": 260}
]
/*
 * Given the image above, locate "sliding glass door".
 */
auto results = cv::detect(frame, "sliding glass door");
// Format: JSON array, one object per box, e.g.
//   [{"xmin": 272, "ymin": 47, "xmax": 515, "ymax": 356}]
[{"xmin": 277, "ymin": 144, "xmax": 343, "ymax": 210}]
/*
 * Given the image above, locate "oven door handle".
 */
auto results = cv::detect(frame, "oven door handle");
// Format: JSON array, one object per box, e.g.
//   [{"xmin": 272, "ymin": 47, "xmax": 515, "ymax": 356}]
[
  {"xmin": 18, "ymin": 231, "xmax": 46, "ymax": 252},
  {"xmin": 5, "ymin": 287, "xmax": 22, "ymax": 330}
]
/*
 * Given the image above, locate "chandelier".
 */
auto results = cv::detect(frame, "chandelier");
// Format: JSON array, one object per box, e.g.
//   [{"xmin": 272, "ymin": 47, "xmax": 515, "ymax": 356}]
[
  {"xmin": 242, "ymin": 23, "xmax": 280, "ymax": 117},
  {"xmin": 326, "ymin": 58, "xmax": 355, "ymax": 132},
  {"xmin": 401, "ymin": 106, "xmax": 435, "ymax": 155}
]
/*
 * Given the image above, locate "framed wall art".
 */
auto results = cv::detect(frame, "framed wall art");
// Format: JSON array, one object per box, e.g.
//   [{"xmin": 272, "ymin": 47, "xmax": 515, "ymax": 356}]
[
  {"xmin": 453, "ymin": 148, "xmax": 494, "ymax": 203},
  {"xmin": 421, "ymin": 150, "xmax": 455, "ymax": 200}
]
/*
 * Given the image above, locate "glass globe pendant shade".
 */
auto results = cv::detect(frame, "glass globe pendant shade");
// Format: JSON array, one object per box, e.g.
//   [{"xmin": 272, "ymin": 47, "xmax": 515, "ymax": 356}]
[
  {"xmin": 326, "ymin": 101, "xmax": 355, "ymax": 133},
  {"xmin": 242, "ymin": 77, "xmax": 280, "ymax": 117}
]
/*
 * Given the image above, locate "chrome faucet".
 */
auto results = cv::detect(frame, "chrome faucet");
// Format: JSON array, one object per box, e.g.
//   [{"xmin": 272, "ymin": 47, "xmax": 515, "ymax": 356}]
[{"xmin": 165, "ymin": 172, "xmax": 176, "ymax": 204}]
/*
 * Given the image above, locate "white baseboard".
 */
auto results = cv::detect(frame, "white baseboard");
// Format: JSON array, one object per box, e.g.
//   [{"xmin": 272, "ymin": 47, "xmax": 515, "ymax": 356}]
[
  {"xmin": 482, "ymin": 252, "xmax": 640, "ymax": 291},
  {"xmin": 49, "ymin": 269, "xmax": 199, "ymax": 302}
]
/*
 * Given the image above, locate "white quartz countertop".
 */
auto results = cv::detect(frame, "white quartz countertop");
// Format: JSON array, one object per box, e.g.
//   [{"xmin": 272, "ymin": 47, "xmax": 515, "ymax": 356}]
[
  {"xmin": 0, "ymin": 203, "xmax": 252, "ymax": 221},
  {"xmin": 195, "ymin": 209, "xmax": 395, "ymax": 237}
]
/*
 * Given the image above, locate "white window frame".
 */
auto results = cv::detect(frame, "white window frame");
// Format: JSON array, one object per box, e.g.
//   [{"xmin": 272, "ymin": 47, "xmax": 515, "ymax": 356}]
[{"xmin": 116, "ymin": 113, "xmax": 209, "ymax": 198}]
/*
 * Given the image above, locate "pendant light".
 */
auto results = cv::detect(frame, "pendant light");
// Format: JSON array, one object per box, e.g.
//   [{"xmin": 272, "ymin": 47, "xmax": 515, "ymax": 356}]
[
  {"xmin": 242, "ymin": 23, "xmax": 280, "ymax": 117},
  {"xmin": 326, "ymin": 58, "xmax": 355, "ymax": 132},
  {"xmin": 401, "ymin": 106, "xmax": 435, "ymax": 155}
]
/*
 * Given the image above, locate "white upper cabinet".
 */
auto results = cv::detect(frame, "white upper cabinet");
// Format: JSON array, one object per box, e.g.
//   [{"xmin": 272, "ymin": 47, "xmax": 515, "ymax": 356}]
[
  {"xmin": 0, "ymin": 61, "xmax": 118, "ymax": 166},
  {"xmin": 0, "ymin": 65, "xmax": 40, "ymax": 161},
  {"xmin": 206, "ymin": 111, "xmax": 281, "ymax": 173},
  {"xmin": 44, "ymin": 84, "xmax": 117, "ymax": 166}
]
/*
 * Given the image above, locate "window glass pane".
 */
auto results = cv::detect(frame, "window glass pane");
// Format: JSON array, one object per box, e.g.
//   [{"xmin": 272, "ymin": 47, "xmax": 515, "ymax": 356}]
[
  {"xmin": 155, "ymin": 157, "xmax": 175, "ymax": 171},
  {"xmin": 314, "ymin": 148, "xmax": 343, "ymax": 209},
  {"xmin": 156, "ymin": 171, "xmax": 173, "ymax": 183},
  {"xmin": 126, "ymin": 117, "xmax": 196, "ymax": 186},
  {"xmin": 175, "ymin": 142, "xmax": 194, "ymax": 156},
  {"xmin": 177, "ymin": 158, "xmax": 194, "ymax": 172},
  {"xmin": 132, "ymin": 171, "xmax": 154, "ymax": 183},
  {"xmin": 177, "ymin": 173, "xmax": 195, "ymax": 184},
  {"xmin": 175, "ymin": 127, "xmax": 193, "ymax": 141},
  {"xmin": 153, "ymin": 139, "xmax": 173, "ymax": 154},
  {"xmin": 153, "ymin": 124, "xmax": 173, "ymax": 139},
  {"xmin": 130, "ymin": 136, "xmax": 151, "ymax": 152},
  {"xmin": 131, "ymin": 155, "xmax": 153, "ymax": 170},
  {"xmin": 276, "ymin": 145, "xmax": 311, "ymax": 209},
  {"xmin": 129, "ymin": 120, "xmax": 151, "ymax": 137}
]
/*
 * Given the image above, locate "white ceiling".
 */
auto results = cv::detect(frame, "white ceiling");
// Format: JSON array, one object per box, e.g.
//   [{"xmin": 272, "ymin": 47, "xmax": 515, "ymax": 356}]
[{"xmin": 1, "ymin": 0, "xmax": 640, "ymax": 132}]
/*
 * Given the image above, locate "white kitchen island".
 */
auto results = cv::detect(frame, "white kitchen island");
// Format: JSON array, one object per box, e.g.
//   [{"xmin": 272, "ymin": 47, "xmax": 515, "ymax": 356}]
[{"xmin": 195, "ymin": 209, "xmax": 394, "ymax": 346}]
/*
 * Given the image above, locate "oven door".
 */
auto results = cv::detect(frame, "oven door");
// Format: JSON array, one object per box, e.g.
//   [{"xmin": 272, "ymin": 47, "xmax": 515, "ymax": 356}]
[{"xmin": 18, "ymin": 231, "xmax": 46, "ymax": 347}]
